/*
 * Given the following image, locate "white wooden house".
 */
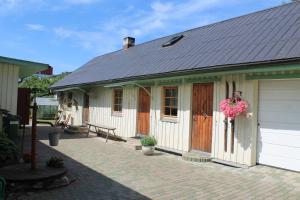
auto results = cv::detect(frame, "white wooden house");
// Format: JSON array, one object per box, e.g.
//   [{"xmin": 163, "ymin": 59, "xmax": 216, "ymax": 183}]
[{"xmin": 52, "ymin": 2, "xmax": 300, "ymax": 171}]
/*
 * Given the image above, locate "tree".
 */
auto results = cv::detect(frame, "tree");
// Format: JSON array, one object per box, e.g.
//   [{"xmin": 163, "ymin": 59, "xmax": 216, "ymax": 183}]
[{"xmin": 19, "ymin": 72, "xmax": 70, "ymax": 97}]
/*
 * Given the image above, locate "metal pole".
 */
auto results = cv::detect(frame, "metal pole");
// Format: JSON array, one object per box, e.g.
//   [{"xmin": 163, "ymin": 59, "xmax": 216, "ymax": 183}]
[{"xmin": 31, "ymin": 101, "xmax": 37, "ymax": 170}]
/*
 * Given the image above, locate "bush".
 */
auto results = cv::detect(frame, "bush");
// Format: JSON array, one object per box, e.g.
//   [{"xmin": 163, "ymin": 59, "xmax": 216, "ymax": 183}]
[
  {"xmin": 46, "ymin": 157, "xmax": 64, "ymax": 168},
  {"xmin": 0, "ymin": 134, "xmax": 18, "ymax": 164},
  {"xmin": 140, "ymin": 136, "xmax": 157, "ymax": 146}
]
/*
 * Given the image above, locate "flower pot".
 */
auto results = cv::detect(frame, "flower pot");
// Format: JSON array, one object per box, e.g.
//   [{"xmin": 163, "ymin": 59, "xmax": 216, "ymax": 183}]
[
  {"xmin": 142, "ymin": 146, "xmax": 155, "ymax": 156},
  {"xmin": 49, "ymin": 132, "xmax": 60, "ymax": 146}
]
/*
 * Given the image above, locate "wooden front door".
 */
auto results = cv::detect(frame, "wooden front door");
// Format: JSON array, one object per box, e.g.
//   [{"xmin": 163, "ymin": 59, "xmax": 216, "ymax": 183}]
[
  {"xmin": 191, "ymin": 83, "xmax": 213, "ymax": 152},
  {"xmin": 82, "ymin": 93, "xmax": 89, "ymax": 124},
  {"xmin": 137, "ymin": 87, "xmax": 151, "ymax": 135}
]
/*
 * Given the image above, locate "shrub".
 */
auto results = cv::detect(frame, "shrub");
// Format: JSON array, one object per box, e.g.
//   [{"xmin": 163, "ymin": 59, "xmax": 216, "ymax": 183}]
[
  {"xmin": 46, "ymin": 157, "xmax": 64, "ymax": 168},
  {"xmin": 0, "ymin": 134, "xmax": 18, "ymax": 164},
  {"xmin": 140, "ymin": 136, "xmax": 157, "ymax": 146}
]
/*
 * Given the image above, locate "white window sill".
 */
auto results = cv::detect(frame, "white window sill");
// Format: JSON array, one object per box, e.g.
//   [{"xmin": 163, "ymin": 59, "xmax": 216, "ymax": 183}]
[
  {"xmin": 112, "ymin": 112, "xmax": 123, "ymax": 117},
  {"xmin": 160, "ymin": 117, "xmax": 179, "ymax": 123}
]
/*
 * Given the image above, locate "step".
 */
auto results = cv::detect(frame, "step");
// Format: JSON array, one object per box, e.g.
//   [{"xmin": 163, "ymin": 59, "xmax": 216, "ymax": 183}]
[{"xmin": 182, "ymin": 152, "xmax": 211, "ymax": 163}]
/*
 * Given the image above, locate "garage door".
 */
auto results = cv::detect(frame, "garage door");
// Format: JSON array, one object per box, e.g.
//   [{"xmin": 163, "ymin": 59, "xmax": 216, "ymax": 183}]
[{"xmin": 258, "ymin": 80, "xmax": 300, "ymax": 172}]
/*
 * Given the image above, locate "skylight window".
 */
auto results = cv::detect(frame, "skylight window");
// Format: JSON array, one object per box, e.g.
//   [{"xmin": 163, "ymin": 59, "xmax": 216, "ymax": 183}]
[{"xmin": 162, "ymin": 35, "xmax": 184, "ymax": 47}]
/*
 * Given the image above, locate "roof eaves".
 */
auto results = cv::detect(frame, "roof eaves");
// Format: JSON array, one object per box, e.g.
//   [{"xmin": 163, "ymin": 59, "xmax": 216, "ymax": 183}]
[
  {"xmin": 0, "ymin": 56, "xmax": 50, "ymax": 78},
  {"xmin": 50, "ymin": 58, "xmax": 300, "ymax": 91}
]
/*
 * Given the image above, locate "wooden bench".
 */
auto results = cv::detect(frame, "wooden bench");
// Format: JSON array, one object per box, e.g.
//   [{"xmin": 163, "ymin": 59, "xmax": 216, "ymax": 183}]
[{"xmin": 86, "ymin": 122, "xmax": 116, "ymax": 142}]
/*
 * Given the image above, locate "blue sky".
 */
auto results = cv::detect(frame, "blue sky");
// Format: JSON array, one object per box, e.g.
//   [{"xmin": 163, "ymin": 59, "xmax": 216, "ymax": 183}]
[{"xmin": 0, "ymin": 0, "xmax": 287, "ymax": 74}]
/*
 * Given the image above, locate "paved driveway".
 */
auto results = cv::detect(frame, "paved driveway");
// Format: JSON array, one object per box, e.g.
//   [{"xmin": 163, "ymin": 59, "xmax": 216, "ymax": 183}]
[{"xmin": 21, "ymin": 127, "xmax": 300, "ymax": 200}]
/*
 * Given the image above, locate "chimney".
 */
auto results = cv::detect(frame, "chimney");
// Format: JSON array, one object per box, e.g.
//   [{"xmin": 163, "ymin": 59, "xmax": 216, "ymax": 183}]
[{"xmin": 123, "ymin": 37, "xmax": 135, "ymax": 49}]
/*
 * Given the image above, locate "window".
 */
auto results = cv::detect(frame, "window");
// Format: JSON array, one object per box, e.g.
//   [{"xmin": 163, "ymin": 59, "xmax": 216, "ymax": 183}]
[
  {"xmin": 162, "ymin": 35, "xmax": 184, "ymax": 47},
  {"xmin": 67, "ymin": 92, "xmax": 72, "ymax": 107},
  {"xmin": 162, "ymin": 87, "xmax": 178, "ymax": 117},
  {"xmin": 113, "ymin": 89, "xmax": 123, "ymax": 113}
]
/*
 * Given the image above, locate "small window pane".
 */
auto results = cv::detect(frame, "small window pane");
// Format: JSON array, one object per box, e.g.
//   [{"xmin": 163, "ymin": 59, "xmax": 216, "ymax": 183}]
[
  {"xmin": 165, "ymin": 107, "xmax": 171, "ymax": 115},
  {"xmin": 114, "ymin": 105, "xmax": 119, "ymax": 111},
  {"xmin": 170, "ymin": 98, "xmax": 177, "ymax": 107},
  {"xmin": 171, "ymin": 108, "xmax": 178, "ymax": 116},
  {"xmin": 165, "ymin": 98, "xmax": 171, "ymax": 106},
  {"xmin": 165, "ymin": 89, "xmax": 171, "ymax": 97},
  {"xmin": 172, "ymin": 89, "xmax": 177, "ymax": 97}
]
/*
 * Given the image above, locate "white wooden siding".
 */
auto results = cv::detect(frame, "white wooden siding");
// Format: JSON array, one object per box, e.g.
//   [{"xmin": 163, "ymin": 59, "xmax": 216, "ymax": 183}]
[
  {"xmin": 150, "ymin": 83, "xmax": 192, "ymax": 152},
  {"xmin": 0, "ymin": 63, "xmax": 19, "ymax": 114},
  {"xmin": 57, "ymin": 75, "xmax": 258, "ymax": 167},
  {"xmin": 89, "ymin": 86, "xmax": 138, "ymax": 138},
  {"xmin": 212, "ymin": 74, "xmax": 258, "ymax": 166}
]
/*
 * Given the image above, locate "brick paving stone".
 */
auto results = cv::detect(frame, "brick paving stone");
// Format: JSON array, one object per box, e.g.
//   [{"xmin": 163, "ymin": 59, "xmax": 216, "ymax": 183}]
[{"xmin": 11, "ymin": 126, "xmax": 300, "ymax": 200}]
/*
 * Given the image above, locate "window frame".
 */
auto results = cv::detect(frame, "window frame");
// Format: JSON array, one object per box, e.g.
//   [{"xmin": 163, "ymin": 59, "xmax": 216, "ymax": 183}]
[
  {"xmin": 161, "ymin": 86, "xmax": 178, "ymax": 118},
  {"xmin": 112, "ymin": 88, "xmax": 123, "ymax": 114}
]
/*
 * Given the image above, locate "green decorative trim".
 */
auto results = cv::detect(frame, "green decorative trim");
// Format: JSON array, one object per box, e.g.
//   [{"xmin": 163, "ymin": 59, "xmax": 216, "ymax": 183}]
[
  {"xmin": 157, "ymin": 79, "xmax": 182, "ymax": 86},
  {"xmin": 136, "ymin": 81, "xmax": 155, "ymax": 86},
  {"xmin": 185, "ymin": 76, "xmax": 220, "ymax": 83},
  {"xmin": 103, "ymin": 82, "xmax": 128, "ymax": 88},
  {"xmin": 0, "ymin": 56, "xmax": 49, "ymax": 78},
  {"xmin": 246, "ymin": 71, "xmax": 300, "ymax": 80}
]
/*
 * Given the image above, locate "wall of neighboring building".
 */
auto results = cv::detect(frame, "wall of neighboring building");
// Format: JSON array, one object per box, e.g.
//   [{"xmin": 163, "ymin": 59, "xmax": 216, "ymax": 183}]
[
  {"xmin": 211, "ymin": 74, "xmax": 258, "ymax": 167},
  {"xmin": 0, "ymin": 63, "xmax": 19, "ymax": 114},
  {"xmin": 89, "ymin": 86, "xmax": 138, "ymax": 138}
]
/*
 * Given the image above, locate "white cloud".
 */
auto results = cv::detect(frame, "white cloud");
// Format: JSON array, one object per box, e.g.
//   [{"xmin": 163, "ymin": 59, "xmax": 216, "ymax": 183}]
[
  {"xmin": 103, "ymin": 0, "xmax": 233, "ymax": 38},
  {"xmin": 0, "ymin": 0, "xmax": 99, "ymax": 15},
  {"xmin": 0, "ymin": 0, "xmax": 20, "ymax": 8},
  {"xmin": 64, "ymin": 0, "xmax": 99, "ymax": 5},
  {"xmin": 0, "ymin": 0, "xmax": 47, "ymax": 15},
  {"xmin": 51, "ymin": 0, "xmax": 236, "ymax": 54},
  {"xmin": 53, "ymin": 27, "xmax": 117, "ymax": 53},
  {"xmin": 26, "ymin": 24, "xmax": 46, "ymax": 31}
]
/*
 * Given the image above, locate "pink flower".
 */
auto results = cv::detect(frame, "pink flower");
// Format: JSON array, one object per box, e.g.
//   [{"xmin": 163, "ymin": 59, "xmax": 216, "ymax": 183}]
[{"xmin": 219, "ymin": 98, "xmax": 248, "ymax": 119}]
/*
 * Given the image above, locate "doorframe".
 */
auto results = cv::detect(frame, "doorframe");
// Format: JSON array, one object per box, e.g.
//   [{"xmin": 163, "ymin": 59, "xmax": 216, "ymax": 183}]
[
  {"xmin": 135, "ymin": 86, "xmax": 152, "ymax": 137},
  {"xmin": 188, "ymin": 82, "xmax": 215, "ymax": 153},
  {"xmin": 82, "ymin": 93, "xmax": 90, "ymax": 124}
]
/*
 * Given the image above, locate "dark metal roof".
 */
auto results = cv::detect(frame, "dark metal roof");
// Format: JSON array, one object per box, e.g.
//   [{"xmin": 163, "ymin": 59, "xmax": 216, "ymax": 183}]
[{"xmin": 52, "ymin": 2, "xmax": 300, "ymax": 89}]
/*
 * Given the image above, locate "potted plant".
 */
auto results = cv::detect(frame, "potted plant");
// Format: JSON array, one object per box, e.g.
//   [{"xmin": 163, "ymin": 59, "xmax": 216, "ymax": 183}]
[
  {"xmin": 140, "ymin": 136, "xmax": 157, "ymax": 156},
  {"xmin": 48, "ymin": 131, "xmax": 60, "ymax": 146},
  {"xmin": 46, "ymin": 157, "xmax": 64, "ymax": 168}
]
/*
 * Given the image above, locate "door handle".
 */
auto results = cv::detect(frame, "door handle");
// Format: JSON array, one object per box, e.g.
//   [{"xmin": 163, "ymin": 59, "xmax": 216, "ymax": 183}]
[{"xmin": 202, "ymin": 111, "xmax": 208, "ymax": 118}]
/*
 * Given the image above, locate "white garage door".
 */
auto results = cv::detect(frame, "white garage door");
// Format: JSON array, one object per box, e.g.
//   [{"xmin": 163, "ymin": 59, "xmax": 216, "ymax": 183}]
[{"xmin": 258, "ymin": 80, "xmax": 300, "ymax": 172}]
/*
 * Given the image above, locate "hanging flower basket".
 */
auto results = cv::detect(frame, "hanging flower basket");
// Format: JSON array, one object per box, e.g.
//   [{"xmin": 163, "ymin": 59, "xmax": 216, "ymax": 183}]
[{"xmin": 220, "ymin": 98, "xmax": 249, "ymax": 119}]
